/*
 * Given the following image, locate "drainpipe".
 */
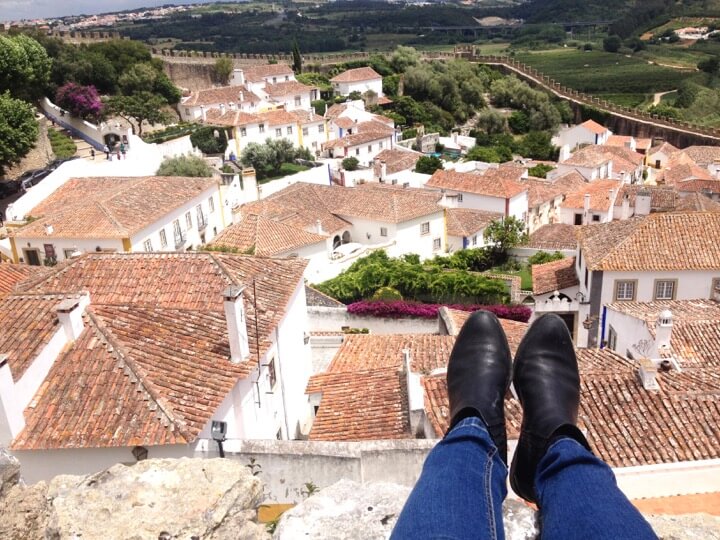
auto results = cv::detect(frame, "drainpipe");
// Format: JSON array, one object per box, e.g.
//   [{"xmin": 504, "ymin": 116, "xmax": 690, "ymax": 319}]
[{"xmin": 600, "ymin": 305, "xmax": 607, "ymax": 349}]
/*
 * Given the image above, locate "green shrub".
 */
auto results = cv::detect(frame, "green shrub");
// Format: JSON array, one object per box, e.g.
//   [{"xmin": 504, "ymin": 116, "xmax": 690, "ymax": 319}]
[
  {"xmin": 190, "ymin": 126, "xmax": 229, "ymax": 154},
  {"xmin": 528, "ymin": 251, "xmax": 565, "ymax": 266},
  {"xmin": 342, "ymin": 157, "xmax": 359, "ymax": 171},
  {"xmin": 372, "ymin": 286, "xmax": 403, "ymax": 301},
  {"xmin": 48, "ymin": 129, "xmax": 77, "ymax": 159}
]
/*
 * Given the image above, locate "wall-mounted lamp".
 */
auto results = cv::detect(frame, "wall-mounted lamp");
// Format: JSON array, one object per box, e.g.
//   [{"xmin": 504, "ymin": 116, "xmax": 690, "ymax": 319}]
[
  {"xmin": 575, "ymin": 291, "xmax": 589, "ymax": 304},
  {"xmin": 211, "ymin": 420, "xmax": 227, "ymax": 458}
]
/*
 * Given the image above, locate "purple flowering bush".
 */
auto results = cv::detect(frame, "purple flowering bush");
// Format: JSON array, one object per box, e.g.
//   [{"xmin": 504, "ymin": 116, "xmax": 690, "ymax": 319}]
[
  {"xmin": 55, "ymin": 83, "xmax": 104, "ymax": 120},
  {"xmin": 347, "ymin": 300, "xmax": 531, "ymax": 322}
]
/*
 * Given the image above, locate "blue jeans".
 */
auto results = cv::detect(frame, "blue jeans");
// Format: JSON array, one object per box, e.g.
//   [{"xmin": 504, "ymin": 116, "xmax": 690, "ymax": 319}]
[{"xmin": 392, "ymin": 418, "xmax": 657, "ymax": 540}]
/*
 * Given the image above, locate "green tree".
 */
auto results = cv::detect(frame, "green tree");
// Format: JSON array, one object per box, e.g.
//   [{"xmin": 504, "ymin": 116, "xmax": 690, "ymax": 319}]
[
  {"xmin": 0, "ymin": 92, "xmax": 38, "ymax": 174},
  {"xmin": 528, "ymin": 250, "xmax": 564, "ymax": 265},
  {"xmin": 191, "ymin": 126, "xmax": 229, "ymax": 154},
  {"xmin": 466, "ymin": 146, "xmax": 510, "ymax": 164},
  {"xmin": 156, "ymin": 155, "xmax": 213, "ymax": 177},
  {"xmin": 528, "ymin": 163, "xmax": 555, "ymax": 178},
  {"xmin": 483, "ymin": 217, "xmax": 528, "ymax": 263},
  {"xmin": 476, "ymin": 109, "xmax": 507, "ymax": 135},
  {"xmin": 105, "ymin": 92, "xmax": 171, "ymax": 136},
  {"xmin": 0, "ymin": 34, "xmax": 51, "ymax": 101},
  {"xmin": 119, "ymin": 62, "xmax": 181, "ymax": 104},
  {"xmin": 292, "ymin": 40, "xmax": 302, "ymax": 74},
  {"xmin": 342, "ymin": 157, "xmax": 359, "ymax": 170},
  {"xmin": 698, "ymin": 56, "xmax": 720, "ymax": 75},
  {"xmin": 603, "ymin": 35, "xmax": 622, "ymax": 53},
  {"xmin": 389, "ymin": 45, "xmax": 420, "ymax": 73},
  {"xmin": 240, "ymin": 138, "xmax": 301, "ymax": 178},
  {"xmin": 415, "ymin": 155, "xmax": 443, "ymax": 174},
  {"xmin": 508, "ymin": 111, "xmax": 530, "ymax": 134},
  {"xmin": 213, "ymin": 57, "xmax": 234, "ymax": 85},
  {"xmin": 517, "ymin": 131, "xmax": 557, "ymax": 160}
]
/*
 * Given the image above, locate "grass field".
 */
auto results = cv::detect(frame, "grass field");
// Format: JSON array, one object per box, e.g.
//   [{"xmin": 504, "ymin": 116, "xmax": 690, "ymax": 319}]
[{"xmin": 515, "ymin": 49, "xmax": 698, "ymax": 95}]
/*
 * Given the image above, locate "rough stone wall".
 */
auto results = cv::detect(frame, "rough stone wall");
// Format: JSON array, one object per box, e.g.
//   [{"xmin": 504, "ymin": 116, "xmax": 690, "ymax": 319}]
[
  {"xmin": 6, "ymin": 117, "xmax": 54, "ymax": 180},
  {"xmin": 162, "ymin": 60, "xmax": 217, "ymax": 92}
]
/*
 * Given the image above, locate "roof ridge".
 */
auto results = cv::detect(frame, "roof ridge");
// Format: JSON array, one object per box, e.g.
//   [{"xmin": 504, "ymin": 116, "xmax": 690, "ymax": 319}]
[
  {"xmin": 207, "ymin": 252, "xmax": 242, "ymax": 287},
  {"xmin": 85, "ymin": 310, "xmax": 193, "ymax": 442},
  {"xmin": 584, "ymin": 218, "xmax": 645, "ymax": 270},
  {"xmin": 95, "ymin": 200, "xmax": 129, "ymax": 236}
]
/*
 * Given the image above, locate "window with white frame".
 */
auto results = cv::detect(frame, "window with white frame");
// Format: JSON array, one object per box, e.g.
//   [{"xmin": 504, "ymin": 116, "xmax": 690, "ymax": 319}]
[
  {"xmin": 208, "ymin": 196, "xmax": 215, "ymax": 213},
  {"xmin": 380, "ymin": 227, "xmax": 388, "ymax": 237},
  {"xmin": 287, "ymin": 126, "xmax": 293, "ymax": 135},
  {"xmin": 318, "ymin": 125, "xmax": 324, "ymax": 133},
  {"xmin": 159, "ymin": 229, "xmax": 167, "ymax": 248},
  {"xmin": 457, "ymin": 194, "xmax": 463, "ymax": 203},
  {"xmin": 379, "ymin": 141, "xmax": 384, "ymax": 149},
  {"xmin": 63, "ymin": 248, "xmax": 75, "ymax": 259},
  {"xmin": 302, "ymin": 127, "xmax": 308, "ymax": 136},
  {"xmin": 472, "ymin": 235, "xmax": 477, "ymax": 246},
  {"xmin": 267, "ymin": 357, "xmax": 277, "ymax": 389},
  {"xmin": 144, "ymin": 239, "xmax": 153, "ymax": 252},
  {"xmin": 294, "ymin": 96, "xmax": 301, "ymax": 107},
  {"xmin": 275, "ymin": 128, "xmax": 282, "ymax": 137},
  {"xmin": 240, "ymin": 127, "xmax": 247, "ymax": 137},
  {"xmin": 607, "ymin": 326, "xmax": 618, "ymax": 351},
  {"xmin": 367, "ymin": 145, "xmax": 372, "ymax": 153},
  {"xmin": 654, "ymin": 280, "xmax": 676, "ymax": 300},
  {"xmin": 185, "ymin": 211, "xmax": 192, "ymax": 229},
  {"xmin": 614, "ymin": 280, "xmax": 636, "ymax": 301},
  {"xmin": 259, "ymin": 123, "xmax": 265, "ymax": 133},
  {"xmin": 712, "ymin": 278, "xmax": 720, "ymax": 299},
  {"xmin": 433, "ymin": 238, "xmax": 441, "ymax": 251},
  {"xmin": 420, "ymin": 222, "xmax": 430, "ymax": 235},
  {"xmin": 355, "ymin": 148, "xmax": 360, "ymax": 156}
]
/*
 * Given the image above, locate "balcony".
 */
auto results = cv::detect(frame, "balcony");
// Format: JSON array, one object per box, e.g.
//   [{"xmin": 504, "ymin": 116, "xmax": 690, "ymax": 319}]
[
  {"xmin": 197, "ymin": 213, "xmax": 208, "ymax": 231},
  {"xmin": 174, "ymin": 229, "xmax": 187, "ymax": 249}
]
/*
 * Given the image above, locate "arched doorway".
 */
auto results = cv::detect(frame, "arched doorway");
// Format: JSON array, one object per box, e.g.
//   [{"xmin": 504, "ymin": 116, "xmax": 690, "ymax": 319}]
[
  {"xmin": 333, "ymin": 235, "xmax": 341, "ymax": 249},
  {"xmin": 341, "ymin": 231, "xmax": 351, "ymax": 244}
]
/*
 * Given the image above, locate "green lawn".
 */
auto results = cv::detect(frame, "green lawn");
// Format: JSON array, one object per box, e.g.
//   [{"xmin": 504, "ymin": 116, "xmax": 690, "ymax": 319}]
[
  {"xmin": 259, "ymin": 163, "xmax": 311, "ymax": 183},
  {"xmin": 489, "ymin": 265, "xmax": 533, "ymax": 290}
]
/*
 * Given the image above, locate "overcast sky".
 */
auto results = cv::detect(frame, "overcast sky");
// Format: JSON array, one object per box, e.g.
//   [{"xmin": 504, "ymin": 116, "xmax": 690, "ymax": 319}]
[{"xmin": 0, "ymin": 0, "xmax": 218, "ymax": 22}]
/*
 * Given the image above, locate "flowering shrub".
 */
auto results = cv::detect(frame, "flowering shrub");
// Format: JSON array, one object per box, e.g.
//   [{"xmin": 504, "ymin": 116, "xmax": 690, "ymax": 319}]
[
  {"xmin": 55, "ymin": 83, "xmax": 103, "ymax": 120},
  {"xmin": 347, "ymin": 300, "xmax": 531, "ymax": 322}
]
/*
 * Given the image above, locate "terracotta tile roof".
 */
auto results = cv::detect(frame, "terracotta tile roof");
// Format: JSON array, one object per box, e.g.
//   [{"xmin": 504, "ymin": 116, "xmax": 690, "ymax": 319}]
[
  {"xmin": 259, "ymin": 108, "xmax": 304, "ymax": 127},
  {"xmin": 445, "ymin": 208, "xmax": 501, "ymax": 237},
  {"xmin": 0, "ymin": 293, "xmax": 77, "ymax": 382},
  {"xmin": 679, "ymin": 145, "xmax": 720, "ymax": 168},
  {"xmin": 333, "ymin": 117, "xmax": 355, "ymax": 129},
  {"xmin": 606, "ymin": 299, "xmax": 720, "ymax": 331},
  {"xmin": 183, "ymin": 85, "xmax": 258, "ymax": 107},
  {"xmin": 521, "ymin": 171, "xmax": 585, "ymax": 208},
  {"xmin": 8, "ymin": 252, "xmax": 307, "ymax": 449},
  {"xmin": 330, "ymin": 67, "xmax": 382, "ymax": 83},
  {"xmin": 305, "ymin": 285, "xmax": 344, "ymax": 307},
  {"xmin": 674, "ymin": 192, "xmax": 720, "ymax": 212},
  {"xmin": 531, "ymin": 257, "xmax": 578, "ymax": 294},
  {"xmin": 15, "ymin": 177, "xmax": 217, "ymax": 240},
  {"xmin": 661, "ymin": 160, "xmax": 715, "ymax": 188},
  {"xmin": 560, "ymin": 179, "xmax": 620, "ymax": 212},
  {"xmin": 563, "ymin": 145, "xmax": 614, "ymax": 168},
  {"xmin": 579, "ymin": 119, "xmax": 609, "ymax": 135},
  {"xmin": 425, "ymin": 167, "xmax": 527, "ymax": 199},
  {"xmin": 601, "ymin": 145, "xmax": 645, "ymax": 175},
  {"xmin": 373, "ymin": 148, "xmax": 423, "ymax": 176},
  {"xmin": 210, "ymin": 213, "xmax": 327, "ymax": 255},
  {"xmin": 331, "ymin": 183, "xmax": 443, "ymax": 222},
  {"xmin": 649, "ymin": 142, "xmax": 679, "ymax": 156},
  {"xmin": 522, "ymin": 223, "xmax": 578, "ymax": 251},
  {"xmin": 204, "ymin": 108, "xmax": 261, "ymax": 127},
  {"xmin": 323, "ymin": 129, "xmax": 393, "ymax": 149},
  {"xmin": 356, "ymin": 120, "xmax": 394, "ymax": 134},
  {"xmin": 578, "ymin": 212, "xmax": 720, "ymax": 271},
  {"xmin": 325, "ymin": 103, "xmax": 348, "ymax": 121},
  {"xmin": 614, "ymin": 184, "xmax": 678, "ymax": 212},
  {"xmin": 242, "ymin": 64, "xmax": 294, "ymax": 82},
  {"xmin": 264, "ymin": 80, "xmax": 316, "ymax": 97},
  {"xmin": 606, "ymin": 135, "xmax": 651, "ymax": 152},
  {"xmin": 0, "ymin": 264, "xmax": 49, "ymax": 299}
]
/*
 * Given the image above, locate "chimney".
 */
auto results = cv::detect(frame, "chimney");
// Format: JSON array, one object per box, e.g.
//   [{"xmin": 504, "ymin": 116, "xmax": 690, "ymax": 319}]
[
  {"xmin": 44, "ymin": 223, "xmax": 54, "ymax": 235},
  {"xmin": 654, "ymin": 309, "xmax": 673, "ymax": 352},
  {"xmin": 636, "ymin": 188, "xmax": 652, "ymax": 216},
  {"xmin": 0, "ymin": 354, "xmax": 24, "ymax": 446},
  {"xmin": 219, "ymin": 103, "xmax": 226, "ymax": 116},
  {"xmin": 239, "ymin": 90, "xmax": 244, "ymax": 102},
  {"xmin": 380, "ymin": 161, "xmax": 387, "ymax": 180},
  {"xmin": 621, "ymin": 193, "xmax": 630, "ymax": 220},
  {"xmin": 638, "ymin": 357, "xmax": 659, "ymax": 391},
  {"xmin": 403, "ymin": 349, "xmax": 425, "ymax": 436},
  {"xmin": 606, "ymin": 188, "xmax": 616, "ymax": 221},
  {"xmin": 228, "ymin": 102, "xmax": 236, "ymax": 111},
  {"xmin": 315, "ymin": 219, "xmax": 323, "ymax": 234},
  {"xmin": 56, "ymin": 295, "xmax": 88, "ymax": 341},
  {"xmin": 223, "ymin": 286, "xmax": 250, "ymax": 363},
  {"xmin": 200, "ymin": 105, "xmax": 207, "ymax": 122},
  {"xmin": 583, "ymin": 193, "xmax": 591, "ymax": 224}
]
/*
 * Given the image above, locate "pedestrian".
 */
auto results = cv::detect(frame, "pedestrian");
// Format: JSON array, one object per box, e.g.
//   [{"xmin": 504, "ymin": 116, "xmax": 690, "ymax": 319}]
[
  {"xmin": 116, "ymin": 148, "xmax": 121, "ymax": 160},
  {"xmin": 120, "ymin": 142, "xmax": 126, "ymax": 159},
  {"xmin": 90, "ymin": 148, "xmax": 95, "ymax": 160},
  {"xmin": 103, "ymin": 145, "xmax": 110, "ymax": 160}
]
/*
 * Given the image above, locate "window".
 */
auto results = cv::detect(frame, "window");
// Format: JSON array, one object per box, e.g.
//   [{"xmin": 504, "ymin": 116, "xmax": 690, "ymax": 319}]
[
  {"xmin": 259, "ymin": 123, "xmax": 265, "ymax": 133},
  {"xmin": 379, "ymin": 141, "xmax": 384, "ymax": 149},
  {"xmin": 272, "ymin": 77, "xmax": 277, "ymax": 84},
  {"xmin": 472, "ymin": 235, "xmax": 477, "ymax": 246},
  {"xmin": 208, "ymin": 196, "xmax": 215, "ymax": 213},
  {"xmin": 380, "ymin": 227, "xmax": 388, "ymax": 237},
  {"xmin": 574, "ymin": 213, "xmax": 583, "ymax": 225},
  {"xmin": 159, "ymin": 229, "xmax": 167, "ymax": 248},
  {"xmin": 578, "ymin": 249, "xmax": 582, "ymax": 268},
  {"xmin": 185, "ymin": 108, "xmax": 190, "ymax": 116},
  {"xmin": 355, "ymin": 148, "xmax": 360, "ymax": 156},
  {"xmin": 185, "ymin": 211, "xmax": 192, "ymax": 229},
  {"xmin": 240, "ymin": 127, "xmax": 247, "ymax": 137},
  {"xmin": 614, "ymin": 280, "xmax": 636, "ymax": 301},
  {"xmin": 607, "ymin": 326, "xmax": 618, "ymax": 351},
  {"xmin": 275, "ymin": 128, "xmax": 282, "ymax": 137},
  {"xmin": 420, "ymin": 222, "xmax": 430, "ymax": 235},
  {"xmin": 584, "ymin": 268, "xmax": 588, "ymax": 288},
  {"xmin": 144, "ymin": 239, "xmax": 153, "ymax": 252},
  {"xmin": 63, "ymin": 248, "xmax": 75, "ymax": 259},
  {"xmin": 592, "ymin": 214, "xmax": 600, "ymax": 222},
  {"xmin": 318, "ymin": 125, "xmax": 324, "ymax": 134},
  {"xmin": 285, "ymin": 75, "xmax": 289, "ymax": 81},
  {"xmin": 267, "ymin": 357, "xmax": 277, "ymax": 389},
  {"xmin": 294, "ymin": 96, "xmax": 301, "ymax": 107},
  {"xmin": 302, "ymin": 127, "xmax": 308, "ymax": 136},
  {"xmin": 367, "ymin": 145, "xmax": 372, "ymax": 153},
  {"xmin": 654, "ymin": 280, "xmax": 676, "ymax": 300},
  {"xmin": 287, "ymin": 126, "xmax": 293, "ymax": 135},
  {"xmin": 433, "ymin": 238, "xmax": 442, "ymax": 251},
  {"xmin": 457, "ymin": 194, "xmax": 463, "ymax": 203},
  {"xmin": 712, "ymin": 278, "xmax": 720, "ymax": 299}
]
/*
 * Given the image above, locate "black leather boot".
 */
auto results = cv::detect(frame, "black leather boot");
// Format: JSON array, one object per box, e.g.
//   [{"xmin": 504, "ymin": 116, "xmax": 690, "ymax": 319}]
[
  {"xmin": 510, "ymin": 313, "xmax": 592, "ymax": 504},
  {"xmin": 447, "ymin": 310, "xmax": 512, "ymax": 465}
]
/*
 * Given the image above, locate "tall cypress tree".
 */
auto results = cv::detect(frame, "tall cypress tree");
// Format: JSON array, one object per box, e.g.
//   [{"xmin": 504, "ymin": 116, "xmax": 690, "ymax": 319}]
[{"xmin": 292, "ymin": 40, "xmax": 302, "ymax": 74}]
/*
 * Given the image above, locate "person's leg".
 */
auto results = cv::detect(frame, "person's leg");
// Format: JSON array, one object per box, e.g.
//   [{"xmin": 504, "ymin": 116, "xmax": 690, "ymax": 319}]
[
  {"xmin": 536, "ymin": 438, "xmax": 656, "ymax": 540},
  {"xmin": 392, "ymin": 310, "xmax": 513, "ymax": 540},
  {"xmin": 391, "ymin": 417, "xmax": 507, "ymax": 540}
]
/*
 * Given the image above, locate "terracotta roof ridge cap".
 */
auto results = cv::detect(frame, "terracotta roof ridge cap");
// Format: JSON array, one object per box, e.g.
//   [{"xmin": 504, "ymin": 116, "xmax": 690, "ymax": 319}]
[
  {"xmin": 586, "ymin": 218, "xmax": 644, "ymax": 270},
  {"xmin": 84, "ymin": 311, "xmax": 192, "ymax": 441},
  {"xmin": 95, "ymin": 200, "xmax": 129, "ymax": 236},
  {"xmin": 208, "ymin": 253, "xmax": 242, "ymax": 287}
]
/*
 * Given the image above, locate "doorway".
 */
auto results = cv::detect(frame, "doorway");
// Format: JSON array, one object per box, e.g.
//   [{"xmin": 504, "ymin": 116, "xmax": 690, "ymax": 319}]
[{"xmin": 23, "ymin": 248, "xmax": 41, "ymax": 266}]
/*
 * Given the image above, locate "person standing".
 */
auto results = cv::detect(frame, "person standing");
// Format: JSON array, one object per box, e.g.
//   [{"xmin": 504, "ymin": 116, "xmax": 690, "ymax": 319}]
[
  {"xmin": 120, "ymin": 142, "xmax": 126, "ymax": 160},
  {"xmin": 103, "ymin": 144, "xmax": 110, "ymax": 160},
  {"xmin": 90, "ymin": 148, "xmax": 95, "ymax": 160}
]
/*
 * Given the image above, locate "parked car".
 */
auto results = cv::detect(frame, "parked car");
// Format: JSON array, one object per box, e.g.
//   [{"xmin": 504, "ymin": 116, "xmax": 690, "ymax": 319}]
[
  {"xmin": 0, "ymin": 180, "xmax": 21, "ymax": 198},
  {"xmin": 18, "ymin": 168, "xmax": 52, "ymax": 191}
]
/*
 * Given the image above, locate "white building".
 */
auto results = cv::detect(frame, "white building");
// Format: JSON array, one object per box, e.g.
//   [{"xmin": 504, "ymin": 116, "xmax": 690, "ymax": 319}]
[
  {"xmin": 322, "ymin": 123, "xmax": 395, "ymax": 166},
  {"xmin": 330, "ymin": 67, "xmax": 383, "ymax": 98},
  {"xmin": 574, "ymin": 212, "xmax": 720, "ymax": 347},
  {"xmin": 647, "ymin": 142, "xmax": 679, "ymax": 170},
  {"xmin": 521, "ymin": 171, "xmax": 586, "ymax": 233},
  {"xmin": 9, "ymin": 176, "xmax": 225, "ymax": 265},
  {"xmin": 256, "ymin": 81, "xmax": 319, "ymax": 111},
  {"xmin": 424, "ymin": 165, "xmax": 529, "ymax": 222},
  {"xmin": 179, "ymin": 85, "xmax": 260, "ymax": 122},
  {"xmin": 210, "ymin": 182, "xmax": 446, "ymax": 283},
  {"xmin": 0, "ymin": 252, "xmax": 314, "ymax": 483},
  {"xmin": 230, "ymin": 64, "xmax": 296, "ymax": 94},
  {"xmin": 556, "ymin": 119, "xmax": 612, "ymax": 152},
  {"xmin": 325, "ymin": 100, "xmax": 395, "ymax": 141},
  {"xmin": 445, "ymin": 208, "xmax": 501, "ymax": 252},
  {"xmin": 557, "ymin": 179, "xmax": 621, "ymax": 226}
]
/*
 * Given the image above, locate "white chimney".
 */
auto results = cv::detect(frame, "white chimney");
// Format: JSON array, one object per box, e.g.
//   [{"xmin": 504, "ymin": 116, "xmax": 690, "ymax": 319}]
[
  {"xmin": 44, "ymin": 223, "xmax": 54, "ymax": 235},
  {"xmin": 583, "ymin": 193, "xmax": 591, "ymax": 224},
  {"xmin": 636, "ymin": 188, "xmax": 652, "ymax": 216},
  {"xmin": 223, "ymin": 286, "xmax": 250, "ymax": 363},
  {"xmin": 380, "ymin": 161, "xmax": 387, "ymax": 180},
  {"xmin": 606, "ymin": 189, "xmax": 616, "ymax": 221},
  {"xmin": 0, "ymin": 354, "xmax": 24, "ymax": 446},
  {"xmin": 228, "ymin": 102, "xmax": 236, "ymax": 111},
  {"xmin": 655, "ymin": 309, "xmax": 673, "ymax": 352},
  {"xmin": 219, "ymin": 103, "xmax": 226, "ymax": 116},
  {"xmin": 638, "ymin": 357, "xmax": 659, "ymax": 391},
  {"xmin": 621, "ymin": 193, "xmax": 630, "ymax": 220},
  {"xmin": 56, "ymin": 295, "xmax": 88, "ymax": 341},
  {"xmin": 403, "ymin": 348, "xmax": 425, "ymax": 436},
  {"xmin": 315, "ymin": 219, "xmax": 323, "ymax": 234},
  {"xmin": 200, "ymin": 105, "xmax": 207, "ymax": 122}
]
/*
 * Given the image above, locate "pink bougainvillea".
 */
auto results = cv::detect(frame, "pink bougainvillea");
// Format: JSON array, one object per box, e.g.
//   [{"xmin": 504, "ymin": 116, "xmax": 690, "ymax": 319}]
[
  {"xmin": 347, "ymin": 300, "xmax": 531, "ymax": 322},
  {"xmin": 55, "ymin": 82, "xmax": 104, "ymax": 120}
]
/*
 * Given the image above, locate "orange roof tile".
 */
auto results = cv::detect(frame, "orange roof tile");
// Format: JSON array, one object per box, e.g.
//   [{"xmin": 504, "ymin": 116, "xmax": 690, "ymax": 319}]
[
  {"xmin": 560, "ymin": 179, "xmax": 621, "ymax": 212},
  {"xmin": 204, "ymin": 108, "xmax": 261, "ymax": 127},
  {"xmin": 579, "ymin": 119, "xmax": 610, "ymax": 135},
  {"xmin": 445, "ymin": 208, "xmax": 501, "ymax": 237},
  {"xmin": 330, "ymin": 67, "xmax": 382, "ymax": 83},
  {"xmin": 578, "ymin": 212, "xmax": 720, "ymax": 271},
  {"xmin": 323, "ymin": 130, "xmax": 393, "ymax": 149},
  {"xmin": 242, "ymin": 63, "xmax": 294, "ymax": 82},
  {"xmin": 373, "ymin": 148, "xmax": 423, "ymax": 176},
  {"xmin": 264, "ymin": 80, "xmax": 317, "ymax": 97},
  {"xmin": 531, "ymin": 257, "xmax": 578, "ymax": 294},
  {"xmin": 0, "ymin": 264, "xmax": 49, "ymax": 299},
  {"xmin": 614, "ymin": 185, "xmax": 678, "ymax": 212},
  {"xmin": 183, "ymin": 84, "xmax": 258, "ymax": 107},
  {"xmin": 674, "ymin": 192, "xmax": 720, "ymax": 212},
  {"xmin": 522, "ymin": 223, "xmax": 578, "ymax": 251},
  {"xmin": 425, "ymin": 167, "xmax": 527, "ymax": 199},
  {"xmin": 679, "ymin": 145, "xmax": 720, "ymax": 168}
]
